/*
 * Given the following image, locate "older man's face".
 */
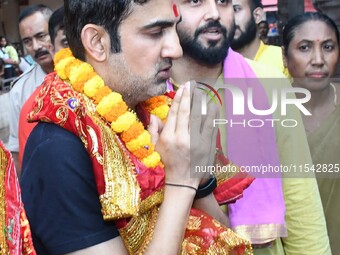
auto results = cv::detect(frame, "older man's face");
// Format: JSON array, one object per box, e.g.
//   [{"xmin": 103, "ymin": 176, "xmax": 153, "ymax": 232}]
[{"xmin": 19, "ymin": 11, "xmax": 53, "ymax": 70}]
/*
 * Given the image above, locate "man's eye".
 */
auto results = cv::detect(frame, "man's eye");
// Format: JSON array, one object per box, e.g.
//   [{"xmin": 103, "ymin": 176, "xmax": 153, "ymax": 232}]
[
  {"xmin": 233, "ymin": 6, "xmax": 241, "ymax": 12},
  {"xmin": 190, "ymin": 0, "xmax": 200, "ymax": 5},
  {"xmin": 22, "ymin": 39, "xmax": 31, "ymax": 46},
  {"xmin": 150, "ymin": 29, "xmax": 164, "ymax": 38},
  {"xmin": 62, "ymin": 40, "xmax": 69, "ymax": 47}
]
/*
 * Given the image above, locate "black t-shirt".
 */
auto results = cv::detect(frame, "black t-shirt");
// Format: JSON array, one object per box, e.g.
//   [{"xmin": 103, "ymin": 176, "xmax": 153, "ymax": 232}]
[{"xmin": 20, "ymin": 122, "xmax": 119, "ymax": 255}]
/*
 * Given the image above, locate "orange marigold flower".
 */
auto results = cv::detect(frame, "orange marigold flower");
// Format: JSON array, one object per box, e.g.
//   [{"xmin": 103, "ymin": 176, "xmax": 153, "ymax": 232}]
[
  {"xmin": 121, "ymin": 122, "xmax": 144, "ymax": 143},
  {"xmin": 103, "ymin": 101, "xmax": 128, "ymax": 122},
  {"xmin": 72, "ymin": 81, "xmax": 85, "ymax": 93},
  {"xmin": 126, "ymin": 130, "xmax": 151, "ymax": 152},
  {"xmin": 133, "ymin": 143, "xmax": 154, "ymax": 160},
  {"xmin": 151, "ymin": 105, "xmax": 169, "ymax": 121},
  {"xmin": 54, "ymin": 57, "xmax": 75, "ymax": 80},
  {"xmin": 93, "ymin": 86, "xmax": 112, "ymax": 104},
  {"xmin": 69, "ymin": 62, "xmax": 96, "ymax": 85},
  {"xmin": 64, "ymin": 59, "xmax": 83, "ymax": 79},
  {"xmin": 142, "ymin": 151, "xmax": 161, "ymax": 168},
  {"xmin": 54, "ymin": 48, "xmax": 73, "ymax": 65},
  {"xmin": 97, "ymin": 92, "xmax": 123, "ymax": 116},
  {"xmin": 144, "ymin": 96, "xmax": 167, "ymax": 112},
  {"xmin": 111, "ymin": 111, "xmax": 136, "ymax": 133},
  {"xmin": 84, "ymin": 75, "xmax": 105, "ymax": 98}
]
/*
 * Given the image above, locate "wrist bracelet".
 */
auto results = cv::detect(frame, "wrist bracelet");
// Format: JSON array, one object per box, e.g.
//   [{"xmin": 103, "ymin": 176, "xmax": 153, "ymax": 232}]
[
  {"xmin": 195, "ymin": 174, "xmax": 217, "ymax": 199},
  {"xmin": 165, "ymin": 183, "xmax": 197, "ymax": 191}
]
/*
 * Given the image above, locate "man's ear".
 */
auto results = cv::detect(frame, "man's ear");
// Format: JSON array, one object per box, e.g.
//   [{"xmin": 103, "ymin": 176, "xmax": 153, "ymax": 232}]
[
  {"xmin": 253, "ymin": 7, "xmax": 264, "ymax": 24},
  {"xmin": 81, "ymin": 24, "xmax": 108, "ymax": 62}
]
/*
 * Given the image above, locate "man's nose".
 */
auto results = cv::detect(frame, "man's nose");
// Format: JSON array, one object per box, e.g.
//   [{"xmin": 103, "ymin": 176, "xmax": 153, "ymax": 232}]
[
  {"xmin": 204, "ymin": 0, "xmax": 220, "ymax": 21},
  {"xmin": 161, "ymin": 29, "xmax": 183, "ymax": 60},
  {"xmin": 32, "ymin": 37, "xmax": 42, "ymax": 51}
]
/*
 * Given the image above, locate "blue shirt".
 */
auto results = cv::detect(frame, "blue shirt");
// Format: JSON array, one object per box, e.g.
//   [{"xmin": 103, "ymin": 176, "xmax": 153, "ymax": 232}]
[{"xmin": 20, "ymin": 122, "xmax": 119, "ymax": 255}]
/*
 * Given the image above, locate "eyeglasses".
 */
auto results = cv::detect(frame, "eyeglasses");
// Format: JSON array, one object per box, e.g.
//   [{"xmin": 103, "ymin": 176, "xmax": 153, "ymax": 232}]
[{"xmin": 22, "ymin": 33, "xmax": 50, "ymax": 48}]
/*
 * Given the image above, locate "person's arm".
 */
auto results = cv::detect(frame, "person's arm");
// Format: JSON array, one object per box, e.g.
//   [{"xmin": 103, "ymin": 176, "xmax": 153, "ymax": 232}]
[
  {"xmin": 193, "ymin": 193, "xmax": 230, "ymax": 226},
  {"xmin": 278, "ymin": 104, "xmax": 331, "ymax": 255},
  {"xmin": 8, "ymin": 86, "xmax": 21, "ymax": 172},
  {"xmin": 146, "ymin": 84, "xmax": 218, "ymax": 254},
  {"xmin": 2, "ymin": 57, "xmax": 17, "ymax": 65},
  {"xmin": 63, "ymin": 183, "xmax": 196, "ymax": 255},
  {"xmin": 141, "ymin": 84, "xmax": 219, "ymax": 254},
  {"xmin": 263, "ymin": 77, "xmax": 331, "ymax": 255},
  {"xmin": 64, "ymin": 239, "xmax": 128, "ymax": 255}
]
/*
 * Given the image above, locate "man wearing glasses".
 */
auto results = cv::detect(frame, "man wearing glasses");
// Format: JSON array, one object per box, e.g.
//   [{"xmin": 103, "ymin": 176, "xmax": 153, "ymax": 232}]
[{"xmin": 8, "ymin": 4, "xmax": 54, "ymax": 173}]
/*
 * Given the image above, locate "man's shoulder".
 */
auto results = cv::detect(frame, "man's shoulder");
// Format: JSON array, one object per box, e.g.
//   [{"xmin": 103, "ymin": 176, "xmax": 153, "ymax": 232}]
[
  {"xmin": 11, "ymin": 64, "xmax": 37, "ymax": 86},
  {"xmin": 262, "ymin": 44, "xmax": 283, "ymax": 60},
  {"xmin": 264, "ymin": 44, "xmax": 282, "ymax": 52},
  {"xmin": 5, "ymin": 45, "xmax": 16, "ymax": 51},
  {"xmin": 10, "ymin": 64, "xmax": 45, "ymax": 93},
  {"xmin": 24, "ymin": 122, "xmax": 85, "ymax": 162},
  {"xmin": 246, "ymin": 58, "xmax": 286, "ymax": 79},
  {"xmin": 29, "ymin": 122, "xmax": 79, "ymax": 145},
  {"xmin": 245, "ymin": 59, "xmax": 292, "ymax": 94}
]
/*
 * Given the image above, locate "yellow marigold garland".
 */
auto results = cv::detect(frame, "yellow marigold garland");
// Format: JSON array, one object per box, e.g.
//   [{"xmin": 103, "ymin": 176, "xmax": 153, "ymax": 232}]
[
  {"xmin": 93, "ymin": 86, "xmax": 112, "ymax": 104},
  {"xmin": 54, "ymin": 48, "xmax": 170, "ymax": 168},
  {"xmin": 121, "ymin": 122, "xmax": 144, "ymax": 143},
  {"xmin": 54, "ymin": 47, "xmax": 73, "ymax": 65}
]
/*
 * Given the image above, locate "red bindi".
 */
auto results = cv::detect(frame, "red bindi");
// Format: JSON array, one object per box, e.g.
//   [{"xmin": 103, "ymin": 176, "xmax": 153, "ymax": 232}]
[{"xmin": 173, "ymin": 3, "xmax": 179, "ymax": 18}]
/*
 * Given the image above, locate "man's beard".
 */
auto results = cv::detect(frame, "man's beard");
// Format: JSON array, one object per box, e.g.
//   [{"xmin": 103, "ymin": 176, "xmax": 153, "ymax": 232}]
[
  {"xmin": 178, "ymin": 21, "xmax": 234, "ymax": 66},
  {"xmin": 231, "ymin": 16, "xmax": 257, "ymax": 50}
]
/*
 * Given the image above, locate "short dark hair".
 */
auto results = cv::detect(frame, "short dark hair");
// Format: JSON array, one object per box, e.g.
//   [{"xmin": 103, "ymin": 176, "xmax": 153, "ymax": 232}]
[
  {"xmin": 249, "ymin": 0, "xmax": 263, "ymax": 11},
  {"xmin": 48, "ymin": 6, "xmax": 65, "ymax": 46},
  {"xmin": 258, "ymin": 20, "xmax": 268, "ymax": 27},
  {"xmin": 18, "ymin": 4, "xmax": 53, "ymax": 24},
  {"xmin": 64, "ymin": 0, "xmax": 148, "ymax": 61},
  {"xmin": 0, "ymin": 36, "xmax": 8, "ymax": 46},
  {"xmin": 282, "ymin": 12, "xmax": 340, "ymax": 56}
]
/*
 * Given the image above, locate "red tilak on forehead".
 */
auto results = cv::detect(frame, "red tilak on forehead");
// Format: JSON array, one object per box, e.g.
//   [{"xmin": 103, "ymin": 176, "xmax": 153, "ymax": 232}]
[{"xmin": 173, "ymin": 3, "xmax": 179, "ymax": 17}]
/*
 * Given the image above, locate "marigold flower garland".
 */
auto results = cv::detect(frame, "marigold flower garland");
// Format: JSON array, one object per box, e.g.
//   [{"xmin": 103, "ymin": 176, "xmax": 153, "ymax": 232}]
[{"xmin": 54, "ymin": 48, "xmax": 170, "ymax": 168}]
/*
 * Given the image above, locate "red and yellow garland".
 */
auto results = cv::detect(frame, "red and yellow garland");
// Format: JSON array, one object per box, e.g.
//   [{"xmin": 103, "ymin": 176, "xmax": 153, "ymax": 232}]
[{"xmin": 54, "ymin": 48, "xmax": 169, "ymax": 169}]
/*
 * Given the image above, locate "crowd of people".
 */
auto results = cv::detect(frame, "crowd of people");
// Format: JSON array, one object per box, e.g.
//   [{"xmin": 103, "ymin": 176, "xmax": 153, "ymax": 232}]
[{"xmin": 0, "ymin": 0, "xmax": 339, "ymax": 254}]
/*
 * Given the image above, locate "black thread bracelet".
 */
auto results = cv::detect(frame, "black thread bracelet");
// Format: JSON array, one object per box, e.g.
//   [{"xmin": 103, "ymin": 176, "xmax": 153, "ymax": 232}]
[
  {"xmin": 195, "ymin": 174, "xmax": 217, "ymax": 199},
  {"xmin": 165, "ymin": 183, "xmax": 197, "ymax": 191}
]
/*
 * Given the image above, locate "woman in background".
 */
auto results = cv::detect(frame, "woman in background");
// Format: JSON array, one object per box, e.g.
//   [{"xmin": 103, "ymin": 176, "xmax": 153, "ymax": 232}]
[{"xmin": 282, "ymin": 12, "xmax": 340, "ymax": 254}]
